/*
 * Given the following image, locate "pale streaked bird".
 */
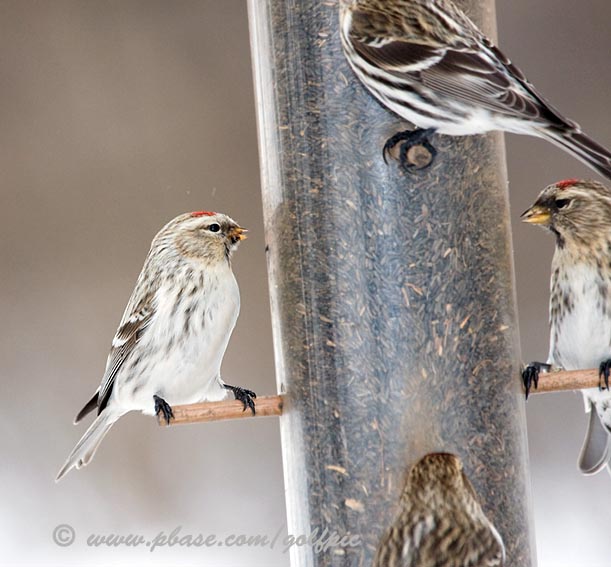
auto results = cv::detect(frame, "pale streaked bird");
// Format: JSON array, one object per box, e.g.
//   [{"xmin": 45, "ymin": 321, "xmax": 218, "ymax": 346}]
[
  {"xmin": 522, "ymin": 179, "xmax": 611, "ymax": 475},
  {"xmin": 56, "ymin": 211, "xmax": 255, "ymax": 481}
]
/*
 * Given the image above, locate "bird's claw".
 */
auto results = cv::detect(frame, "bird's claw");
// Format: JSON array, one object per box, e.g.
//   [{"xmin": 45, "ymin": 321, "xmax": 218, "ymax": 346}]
[
  {"xmin": 224, "ymin": 384, "xmax": 257, "ymax": 415},
  {"xmin": 598, "ymin": 359, "xmax": 611, "ymax": 390},
  {"xmin": 154, "ymin": 394, "xmax": 174, "ymax": 425},
  {"xmin": 382, "ymin": 127, "xmax": 437, "ymax": 171},
  {"xmin": 522, "ymin": 366, "xmax": 538, "ymax": 400},
  {"xmin": 522, "ymin": 362, "xmax": 551, "ymax": 400}
]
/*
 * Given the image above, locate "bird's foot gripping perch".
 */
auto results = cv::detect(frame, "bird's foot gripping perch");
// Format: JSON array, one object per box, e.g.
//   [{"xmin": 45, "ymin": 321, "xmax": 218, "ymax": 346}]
[
  {"xmin": 383, "ymin": 128, "xmax": 437, "ymax": 171},
  {"xmin": 154, "ymin": 395, "xmax": 175, "ymax": 425},
  {"xmin": 224, "ymin": 384, "xmax": 257, "ymax": 415},
  {"xmin": 598, "ymin": 359, "xmax": 611, "ymax": 391},
  {"xmin": 522, "ymin": 362, "xmax": 552, "ymax": 400}
]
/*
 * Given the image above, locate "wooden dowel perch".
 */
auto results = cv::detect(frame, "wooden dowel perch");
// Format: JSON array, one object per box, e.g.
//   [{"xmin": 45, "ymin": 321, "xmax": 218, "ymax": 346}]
[
  {"xmin": 529, "ymin": 368, "xmax": 602, "ymax": 394},
  {"xmin": 158, "ymin": 394, "xmax": 284, "ymax": 426},
  {"xmin": 155, "ymin": 369, "xmax": 600, "ymax": 427}
]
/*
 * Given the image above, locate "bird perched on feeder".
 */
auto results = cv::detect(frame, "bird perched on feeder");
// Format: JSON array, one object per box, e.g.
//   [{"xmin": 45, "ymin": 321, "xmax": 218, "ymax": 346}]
[
  {"xmin": 339, "ymin": 0, "xmax": 611, "ymax": 178},
  {"xmin": 374, "ymin": 453, "xmax": 505, "ymax": 566},
  {"xmin": 56, "ymin": 211, "xmax": 255, "ymax": 481},
  {"xmin": 522, "ymin": 179, "xmax": 611, "ymax": 475}
]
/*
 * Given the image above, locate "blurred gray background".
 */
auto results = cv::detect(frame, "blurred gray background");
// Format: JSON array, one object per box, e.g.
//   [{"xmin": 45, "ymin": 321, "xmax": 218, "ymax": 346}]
[{"xmin": 0, "ymin": 1, "xmax": 609, "ymax": 566}]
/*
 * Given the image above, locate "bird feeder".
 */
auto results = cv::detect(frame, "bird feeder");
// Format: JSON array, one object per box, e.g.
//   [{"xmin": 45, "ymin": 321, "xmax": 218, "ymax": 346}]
[{"xmin": 246, "ymin": 0, "xmax": 536, "ymax": 564}]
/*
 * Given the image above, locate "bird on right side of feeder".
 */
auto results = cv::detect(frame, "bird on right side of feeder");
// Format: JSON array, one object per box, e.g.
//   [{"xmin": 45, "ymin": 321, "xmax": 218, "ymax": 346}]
[
  {"xmin": 374, "ymin": 453, "xmax": 505, "ymax": 566},
  {"xmin": 522, "ymin": 179, "xmax": 611, "ymax": 475},
  {"xmin": 339, "ymin": 0, "xmax": 611, "ymax": 178}
]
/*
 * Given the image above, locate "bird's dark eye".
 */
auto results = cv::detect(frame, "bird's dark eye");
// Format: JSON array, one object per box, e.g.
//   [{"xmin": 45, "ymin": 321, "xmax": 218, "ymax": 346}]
[
  {"xmin": 208, "ymin": 223, "xmax": 221, "ymax": 232},
  {"xmin": 555, "ymin": 199, "xmax": 571, "ymax": 209}
]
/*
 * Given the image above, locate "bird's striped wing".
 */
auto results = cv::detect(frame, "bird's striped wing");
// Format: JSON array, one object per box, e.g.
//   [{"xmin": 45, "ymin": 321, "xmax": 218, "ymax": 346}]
[
  {"xmin": 351, "ymin": 38, "xmax": 444, "ymax": 73},
  {"xmin": 352, "ymin": 31, "xmax": 572, "ymax": 127},
  {"xmin": 414, "ymin": 520, "xmax": 505, "ymax": 567},
  {"xmin": 96, "ymin": 291, "xmax": 156, "ymax": 413},
  {"xmin": 460, "ymin": 471, "xmax": 506, "ymax": 566},
  {"xmin": 375, "ymin": 514, "xmax": 504, "ymax": 567},
  {"xmin": 347, "ymin": 3, "xmax": 574, "ymax": 129},
  {"xmin": 373, "ymin": 514, "xmax": 436, "ymax": 567},
  {"xmin": 419, "ymin": 42, "xmax": 573, "ymax": 126},
  {"xmin": 466, "ymin": 525, "xmax": 505, "ymax": 567}
]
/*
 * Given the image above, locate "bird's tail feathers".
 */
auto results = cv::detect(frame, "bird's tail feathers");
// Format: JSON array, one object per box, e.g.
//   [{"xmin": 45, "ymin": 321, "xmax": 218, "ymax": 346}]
[
  {"xmin": 578, "ymin": 400, "xmax": 611, "ymax": 475},
  {"xmin": 56, "ymin": 410, "xmax": 122, "ymax": 482},
  {"xmin": 74, "ymin": 391, "xmax": 99, "ymax": 424},
  {"xmin": 540, "ymin": 126, "xmax": 611, "ymax": 181}
]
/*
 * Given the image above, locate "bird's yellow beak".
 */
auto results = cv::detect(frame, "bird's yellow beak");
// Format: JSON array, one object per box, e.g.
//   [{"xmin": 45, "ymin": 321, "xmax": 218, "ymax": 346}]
[
  {"xmin": 521, "ymin": 205, "xmax": 551, "ymax": 225},
  {"xmin": 228, "ymin": 226, "xmax": 248, "ymax": 241}
]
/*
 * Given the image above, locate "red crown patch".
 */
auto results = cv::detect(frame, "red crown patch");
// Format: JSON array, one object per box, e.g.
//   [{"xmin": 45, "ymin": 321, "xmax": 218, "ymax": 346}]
[
  {"xmin": 191, "ymin": 211, "xmax": 216, "ymax": 217},
  {"xmin": 556, "ymin": 178, "xmax": 579, "ymax": 190}
]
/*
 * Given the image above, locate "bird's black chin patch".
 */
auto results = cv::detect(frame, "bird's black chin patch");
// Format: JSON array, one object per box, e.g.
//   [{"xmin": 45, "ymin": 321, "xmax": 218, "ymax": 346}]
[{"xmin": 551, "ymin": 227, "xmax": 565, "ymax": 249}]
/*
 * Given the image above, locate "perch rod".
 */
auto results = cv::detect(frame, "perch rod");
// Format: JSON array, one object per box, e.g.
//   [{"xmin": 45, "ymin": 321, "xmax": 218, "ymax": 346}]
[
  {"xmin": 157, "ymin": 394, "xmax": 283, "ymax": 426},
  {"xmin": 526, "ymin": 368, "xmax": 602, "ymax": 394},
  {"xmin": 156, "ymin": 369, "xmax": 602, "ymax": 426}
]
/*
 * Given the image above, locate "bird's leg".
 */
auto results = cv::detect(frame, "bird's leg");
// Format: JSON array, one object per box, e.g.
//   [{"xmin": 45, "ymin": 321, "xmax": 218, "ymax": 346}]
[
  {"xmin": 383, "ymin": 127, "xmax": 437, "ymax": 171},
  {"xmin": 522, "ymin": 362, "xmax": 552, "ymax": 400},
  {"xmin": 598, "ymin": 359, "xmax": 611, "ymax": 391},
  {"xmin": 224, "ymin": 384, "xmax": 257, "ymax": 415},
  {"xmin": 154, "ymin": 394, "xmax": 175, "ymax": 425}
]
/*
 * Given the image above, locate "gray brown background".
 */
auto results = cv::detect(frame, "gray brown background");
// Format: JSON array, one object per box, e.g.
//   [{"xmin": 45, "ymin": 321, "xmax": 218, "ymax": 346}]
[{"xmin": 0, "ymin": 1, "xmax": 609, "ymax": 566}]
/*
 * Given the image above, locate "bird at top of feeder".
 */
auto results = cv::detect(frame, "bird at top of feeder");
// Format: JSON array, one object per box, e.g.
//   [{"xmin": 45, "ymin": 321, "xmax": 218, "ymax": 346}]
[{"xmin": 339, "ymin": 0, "xmax": 611, "ymax": 179}]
